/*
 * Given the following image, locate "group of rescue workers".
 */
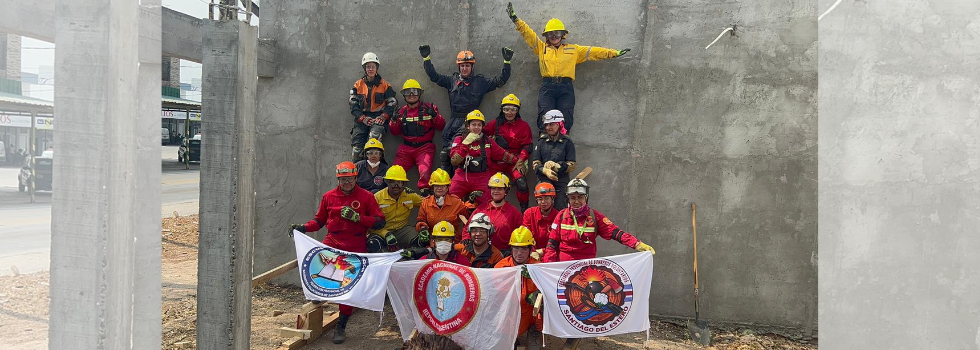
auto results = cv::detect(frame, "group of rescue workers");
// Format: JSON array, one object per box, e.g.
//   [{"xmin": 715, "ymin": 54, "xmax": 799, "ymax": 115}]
[{"xmin": 287, "ymin": 4, "xmax": 654, "ymax": 346}]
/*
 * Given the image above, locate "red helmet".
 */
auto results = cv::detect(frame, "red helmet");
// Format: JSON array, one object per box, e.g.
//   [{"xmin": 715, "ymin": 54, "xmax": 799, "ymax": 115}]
[
  {"xmin": 456, "ymin": 50, "xmax": 476, "ymax": 65},
  {"xmin": 534, "ymin": 182, "xmax": 556, "ymax": 197},
  {"xmin": 336, "ymin": 161, "xmax": 358, "ymax": 177}
]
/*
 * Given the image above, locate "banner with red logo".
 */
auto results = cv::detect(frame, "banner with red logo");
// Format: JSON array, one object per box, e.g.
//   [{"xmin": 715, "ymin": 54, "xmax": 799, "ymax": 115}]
[
  {"xmin": 386, "ymin": 260, "xmax": 523, "ymax": 350},
  {"xmin": 292, "ymin": 232, "xmax": 403, "ymax": 311},
  {"xmin": 525, "ymin": 252, "xmax": 653, "ymax": 338}
]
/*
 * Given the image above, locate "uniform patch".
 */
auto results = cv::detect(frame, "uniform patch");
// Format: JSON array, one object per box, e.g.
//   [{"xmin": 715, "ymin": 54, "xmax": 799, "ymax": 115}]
[{"xmin": 602, "ymin": 217, "xmax": 612, "ymax": 225}]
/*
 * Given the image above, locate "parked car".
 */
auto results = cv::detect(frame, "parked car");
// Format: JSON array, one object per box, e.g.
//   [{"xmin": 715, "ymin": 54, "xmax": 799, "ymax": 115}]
[
  {"xmin": 178, "ymin": 137, "xmax": 201, "ymax": 163},
  {"xmin": 19, "ymin": 151, "xmax": 53, "ymax": 192},
  {"xmin": 162, "ymin": 128, "xmax": 170, "ymax": 145}
]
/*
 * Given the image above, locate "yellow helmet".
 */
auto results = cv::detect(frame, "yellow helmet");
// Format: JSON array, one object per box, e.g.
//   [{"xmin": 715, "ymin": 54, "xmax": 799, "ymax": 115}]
[
  {"xmin": 501, "ymin": 94, "xmax": 521, "ymax": 108},
  {"xmin": 465, "ymin": 110, "xmax": 486, "ymax": 124},
  {"xmin": 384, "ymin": 165, "xmax": 409, "ymax": 182},
  {"xmin": 402, "ymin": 78, "xmax": 422, "ymax": 91},
  {"xmin": 429, "ymin": 168, "xmax": 452, "ymax": 186},
  {"xmin": 508, "ymin": 226, "xmax": 536, "ymax": 247},
  {"xmin": 364, "ymin": 138, "xmax": 384, "ymax": 152},
  {"xmin": 488, "ymin": 172, "xmax": 510, "ymax": 188},
  {"xmin": 543, "ymin": 18, "xmax": 567, "ymax": 34},
  {"xmin": 432, "ymin": 221, "xmax": 456, "ymax": 238}
]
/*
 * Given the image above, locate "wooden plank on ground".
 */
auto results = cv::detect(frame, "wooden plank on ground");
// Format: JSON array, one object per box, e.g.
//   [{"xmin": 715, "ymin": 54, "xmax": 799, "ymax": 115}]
[
  {"xmin": 278, "ymin": 327, "xmax": 312, "ymax": 340},
  {"xmin": 306, "ymin": 305, "xmax": 324, "ymax": 340},
  {"xmin": 252, "ymin": 259, "xmax": 298, "ymax": 287}
]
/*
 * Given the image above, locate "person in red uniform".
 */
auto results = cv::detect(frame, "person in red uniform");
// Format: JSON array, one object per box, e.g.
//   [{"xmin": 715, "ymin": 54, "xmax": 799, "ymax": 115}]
[
  {"xmin": 542, "ymin": 178, "xmax": 655, "ymax": 262},
  {"xmin": 522, "ymin": 182, "xmax": 560, "ymax": 256},
  {"xmin": 494, "ymin": 226, "xmax": 543, "ymax": 341},
  {"xmin": 448, "ymin": 110, "xmax": 523, "ymax": 207},
  {"xmin": 400, "ymin": 221, "xmax": 472, "ymax": 265},
  {"xmin": 390, "ymin": 79, "xmax": 446, "ymax": 196},
  {"xmin": 464, "ymin": 173, "xmax": 523, "ymax": 254},
  {"xmin": 288, "ymin": 161, "xmax": 386, "ymax": 344},
  {"xmin": 485, "ymin": 94, "xmax": 533, "ymax": 212}
]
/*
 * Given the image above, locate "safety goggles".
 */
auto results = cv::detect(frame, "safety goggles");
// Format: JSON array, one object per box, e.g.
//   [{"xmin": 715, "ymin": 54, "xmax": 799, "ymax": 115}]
[
  {"xmin": 338, "ymin": 177, "xmax": 356, "ymax": 184},
  {"xmin": 401, "ymin": 88, "xmax": 421, "ymax": 96},
  {"xmin": 365, "ymin": 150, "xmax": 383, "ymax": 156},
  {"xmin": 544, "ymin": 31, "xmax": 564, "ymax": 40},
  {"xmin": 502, "ymin": 106, "xmax": 519, "ymax": 112}
]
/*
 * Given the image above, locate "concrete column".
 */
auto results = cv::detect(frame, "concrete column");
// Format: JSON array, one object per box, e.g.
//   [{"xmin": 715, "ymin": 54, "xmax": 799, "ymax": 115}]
[
  {"xmin": 49, "ymin": 0, "xmax": 161, "ymax": 349},
  {"xmin": 196, "ymin": 19, "xmax": 257, "ymax": 350}
]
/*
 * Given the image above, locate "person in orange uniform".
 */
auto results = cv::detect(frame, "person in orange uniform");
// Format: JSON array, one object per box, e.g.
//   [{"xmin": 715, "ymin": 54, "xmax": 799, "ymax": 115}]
[
  {"xmin": 541, "ymin": 178, "xmax": 655, "ymax": 263},
  {"xmin": 390, "ymin": 79, "xmax": 446, "ymax": 196},
  {"xmin": 400, "ymin": 221, "xmax": 472, "ymax": 266},
  {"xmin": 448, "ymin": 110, "xmax": 523, "ymax": 206},
  {"xmin": 456, "ymin": 212, "xmax": 504, "ymax": 268},
  {"xmin": 288, "ymin": 161, "xmax": 386, "ymax": 344},
  {"xmin": 349, "ymin": 52, "xmax": 397, "ymax": 162},
  {"xmin": 505, "ymin": 3, "xmax": 630, "ymax": 133},
  {"xmin": 464, "ymin": 173, "xmax": 523, "ymax": 254},
  {"xmin": 416, "ymin": 168, "xmax": 474, "ymax": 242},
  {"xmin": 485, "ymin": 94, "xmax": 533, "ymax": 211},
  {"xmin": 494, "ymin": 226, "xmax": 543, "ymax": 340},
  {"xmin": 522, "ymin": 182, "xmax": 560, "ymax": 254}
]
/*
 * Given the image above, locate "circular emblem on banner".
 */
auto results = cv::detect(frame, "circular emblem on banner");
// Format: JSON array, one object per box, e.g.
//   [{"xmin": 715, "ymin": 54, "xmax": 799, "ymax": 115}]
[
  {"xmin": 413, "ymin": 260, "xmax": 481, "ymax": 335},
  {"xmin": 300, "ymin": 246, "xmax": 369, "ymax": 298},
  {"xmin": 557, "ymin": 259, "xmax": 633, "ymax": 334}
]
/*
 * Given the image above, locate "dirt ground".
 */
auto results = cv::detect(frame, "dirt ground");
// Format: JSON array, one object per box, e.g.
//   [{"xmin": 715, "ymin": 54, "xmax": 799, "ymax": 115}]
[{"xmin": 0, "ymin": 215, "xmax": 818, "ymax": 349}]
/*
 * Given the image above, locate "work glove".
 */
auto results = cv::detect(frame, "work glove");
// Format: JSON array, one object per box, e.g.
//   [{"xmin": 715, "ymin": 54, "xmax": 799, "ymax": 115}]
[
  {"xmin": 617, "ymin": 48, "xmax": 632, "ymax": 57},
  {"xmin": 358, "ymin": 115, "xmax": 374, "ymax": 126},
  {"xmin": 502, "ymin": 47, "xmax": 514, "ymax": 62},
  {"xmin": 462, "ymin": 132, "xmax": 481, "ymax": 145},
  {"xmin": 544, "ymin": 160, "xmax": 560, "ymax": 172},
  {"xmin": 514, "ymin": 158, "xmax": 528, "ymax": 175},
  {"xmin": 467, "ymin": 190, "xmax": 484, "ymax": 203},
  {"xmin": 526, "ymin": 290, "xmax": 540, "ymax": 306},
  {"xmin": 419, "ymin": 45, "xmax": 431, "ymax": 59},
  {"xmin": 521, "ymin": 265, "xmax": 531, "ymax": 279},
  {"xmin": 373, "ymin": 117, "xmax": 385, "ymax": 126},
  {"xmin": 400, "ymin": 247, "xmax": 429, "ymax": 260},
  {"xmin": 506, "ymin": 2, "xmax": 518, "ymax": 22},
  {"xmin": 288, "ymin": 224, "xmax": 306, "ymax": 237},
  {"xmin": 530, "ymin": 248, "xmax": 543, "ymax": 260},
  {"xmin": 418, "ymin": 228, "xmax": 430, "ymax": 246},
  {"xmin": 635, "ymin": 242, "xmax": 656, "ymax": 255},
  {"xmin": 385, "ymin": 234, "xmax": 398, "ymax": 247},
  {"xmin": 339, "ymin": 206, "xmax": 361, "ymax": 222},
  {"xmin": 542, "ymin": 167, "xmax": 558, "ymax": 181}
]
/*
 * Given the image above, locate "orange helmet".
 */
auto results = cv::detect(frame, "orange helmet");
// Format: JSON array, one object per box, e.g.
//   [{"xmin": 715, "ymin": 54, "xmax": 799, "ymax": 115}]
[
  {"xmin": 534, "ymin": 182, "xmax": 556, "ymax": 197},
  {"xmin": 336, "ymin": 161, "xmax": 358, "ymax": 177},
  {"xmin": 456, "ymin": 50, "xmax": 476, "ymax": 65}
]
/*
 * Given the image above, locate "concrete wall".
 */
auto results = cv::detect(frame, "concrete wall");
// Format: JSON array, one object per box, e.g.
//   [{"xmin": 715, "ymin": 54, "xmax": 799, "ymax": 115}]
[
  {"xmin": 255, "ymin": 0, "xmax": 816, "ymax": 333},
  {"xmin": 819, "ymin": 0, "xmax": 980, "ymax": 348}
]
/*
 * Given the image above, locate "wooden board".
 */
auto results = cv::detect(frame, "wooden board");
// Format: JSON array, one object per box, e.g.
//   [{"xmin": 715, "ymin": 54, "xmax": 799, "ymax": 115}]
[
  {"xmin": 278, "ymin": 327, "xmax": 312, "ymax": 340},
  {"xmin": 252, "ymin": 259, "xmax": 298, "ymax": 287},
  {"xmin": 574, "ymin": 166, "xmax": 592, "ymax": 180}
]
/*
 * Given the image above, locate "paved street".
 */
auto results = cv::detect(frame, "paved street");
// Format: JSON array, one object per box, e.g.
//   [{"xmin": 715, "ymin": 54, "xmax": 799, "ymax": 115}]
[{"xmin": 0, "ymin": 146, "xmax": 200, "ymax": 276}]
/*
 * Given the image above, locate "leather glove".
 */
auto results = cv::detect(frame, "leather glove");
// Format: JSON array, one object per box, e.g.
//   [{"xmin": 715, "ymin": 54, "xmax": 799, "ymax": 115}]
[
  {"xmin": 502, "ymin": 47, "xmax": 514, "ymax": 62},
  {"xmin": 467, "ymin": 190, "xmax": 483, "ymax": 203},
  {"xmin": 530, "ymin": 248, "xmax": 543, "ymax": 260},
  {"xmin": 385, "ymin": 234, "xmax": 398, "ymax": 247},
  {"xmin": 514, "ymin": 158, "xmax": 528, "ymax": 175},
  {"xmin": 542, "ymin": 167, "xmax": 558, "ymax": 181},
  {"xmin": 419, "ymin": 44, "xmax": 431, "ymax": 59},
  {"xmin": 359, "ymin": 115, "xmax": 374, "ymax": 126},
  {"xmin": 374, "ymin": 117, "xmax": 385, "ymax": 126},
  {"xmin": 340, "ymin": 206, "xmax": 361, "ymax": 222},
  {"xmin": 617, "ymin": 48, "xmax": 631, "ymax": 57},
  {"xmin": 288, "ymin": 224, "xmax": 306, "ymax": 237},
  {"xmin": 506, "ymin": 2, "xmax": 518, "ymax": 22},
  {"xmin": 418, "ymin": 228, "xmax": 430, "ymax": 246},
  {"xmin": 635, "ymin": 242, "xmax": 656, "ymax": 255},
  {"xmin": 526, "ymin": 290, "xmax": 540, "ymax": 305},
  {"xmin": 462, "ymin": 132, "xmax": 481, "ymax": 145},
  {"xmin": 544, "ymin": 160, "xmax": 560, "ymax": 172}
]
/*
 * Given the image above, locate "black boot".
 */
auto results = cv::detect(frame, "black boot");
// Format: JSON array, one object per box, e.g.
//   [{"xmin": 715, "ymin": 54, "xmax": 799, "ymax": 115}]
[
  {"xmin": 333, "ymin": 314, "xmax": 349, "ymax": 344},
  {"xmin": 520, "ymin": 202, "xmax": 529, "ymax": 213}
]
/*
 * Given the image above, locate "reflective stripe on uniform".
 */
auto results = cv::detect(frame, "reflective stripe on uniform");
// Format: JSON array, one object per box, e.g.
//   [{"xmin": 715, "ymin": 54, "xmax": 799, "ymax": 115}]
[{"xmin": 559, "ymin": 224, "xmax": 595, "ymax": 232}]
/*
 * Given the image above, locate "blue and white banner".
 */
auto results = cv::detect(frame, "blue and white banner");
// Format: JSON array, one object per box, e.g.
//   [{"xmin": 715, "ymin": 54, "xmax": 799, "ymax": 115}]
[
  {"xmin": 292, "ymin": 231, "xmax": 402, "ymax": 311},
  {"xmin": 526, "ymin": 252, "xmax": 653, "ymax": 338}
]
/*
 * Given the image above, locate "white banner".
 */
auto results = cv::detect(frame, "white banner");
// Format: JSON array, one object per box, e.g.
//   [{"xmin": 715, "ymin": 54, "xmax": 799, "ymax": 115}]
[
  {"xmin": 292, "ymin": 232, "xmax": 402, "ymax": 311},
  {"xmin": 387, "ymin": 260, "xmax": 522, "ymax": 350},
  {"xmin": 526, "ymin": 252, "xmax": 653, "ymax": 338}
]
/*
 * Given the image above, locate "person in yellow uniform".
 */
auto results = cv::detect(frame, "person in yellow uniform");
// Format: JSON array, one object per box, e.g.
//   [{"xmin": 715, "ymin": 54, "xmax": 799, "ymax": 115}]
[
  {"xmin": 505, "ymin": 2, "xmax": 630, "ymax": 134},
  {"xmin": 369, "ymin": 165, "xmax": 425, "ymax": 251}
]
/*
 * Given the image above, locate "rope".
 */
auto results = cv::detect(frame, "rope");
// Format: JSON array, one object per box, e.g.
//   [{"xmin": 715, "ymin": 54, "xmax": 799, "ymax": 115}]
[{"xmin": 704, "ymin": 27, "xmax": 734, "ymax": 50}]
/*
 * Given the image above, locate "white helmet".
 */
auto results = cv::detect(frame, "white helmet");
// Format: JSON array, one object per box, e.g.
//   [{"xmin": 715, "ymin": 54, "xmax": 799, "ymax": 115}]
[
  {"xmin": 566, "ymin": 178, "xmax": 589, "ymax": 196},
  {"xmin": 542, "ymin": 109, "xmax": 564, "ymax": 124},
  {"xmin": 468, "ymin": 212, "xmax": 494, "ymax": 235},
  {"xmin": 362, "ymin": 52, "xmax": 380, "ymax": 67}
]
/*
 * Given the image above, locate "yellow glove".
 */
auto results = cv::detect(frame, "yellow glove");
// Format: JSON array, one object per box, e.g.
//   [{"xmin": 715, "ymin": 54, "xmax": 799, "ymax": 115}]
[
  {"xmin": 462, "ymin": 132, "xmax": 481, "ymax": 145},
  {"xmin": 541, "ymin": 167, "xmax": 558, "ymax": 181},
  {"xmin": 635, "ymin": 242, "xmax": 655, "ymax": 255},
  {"xmin": 530, "ymin": 248, "xmax": 543, "ymax": 260},
  {"xmin": 544, "ymin": 160, "xmax": 560, "ymax": 171}
]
